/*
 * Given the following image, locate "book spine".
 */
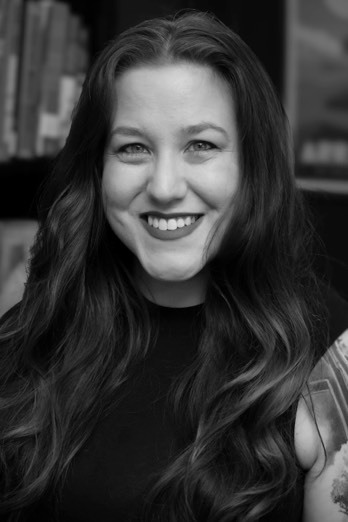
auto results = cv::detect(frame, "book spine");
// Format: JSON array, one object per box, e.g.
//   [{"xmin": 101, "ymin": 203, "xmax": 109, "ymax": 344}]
[
  {"xmin": 59, "ymin": 19, "xmax": 90, "ymax": 143},
  {"xmin": 16, "ymin": 1, "xmax": 41, "ymax": 158},
  {"xmin": 36, "ymin": 1, "xmax": 70, "ymax": 157},
  {"xmin": 0, "ymin": 0, "xmax": 10, "ymax": 160},
  {"xmin": 57, "ymin": 13, "xmax": 79, "ymax": 148},
  {"xmin": 2, "ymin": 0, "xmax": 23, "ymax": 157}
]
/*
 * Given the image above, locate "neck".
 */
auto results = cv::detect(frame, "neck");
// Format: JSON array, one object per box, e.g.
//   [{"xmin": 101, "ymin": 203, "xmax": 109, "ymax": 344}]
[{"xmin": 135, "ymin": 265, "xmax": 207, "ymax": 308}]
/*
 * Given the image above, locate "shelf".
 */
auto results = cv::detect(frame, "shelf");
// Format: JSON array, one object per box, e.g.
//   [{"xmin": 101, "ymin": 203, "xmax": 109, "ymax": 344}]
[{"xmin": 296, "ymin": 177, "xmax": 348, "ymax": 195}]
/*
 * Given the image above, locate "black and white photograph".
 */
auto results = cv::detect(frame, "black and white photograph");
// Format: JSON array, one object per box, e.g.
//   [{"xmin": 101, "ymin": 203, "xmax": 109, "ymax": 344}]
[{"xmin": 0, "ymin": 1, "xmax": 348, "ymax": 521}]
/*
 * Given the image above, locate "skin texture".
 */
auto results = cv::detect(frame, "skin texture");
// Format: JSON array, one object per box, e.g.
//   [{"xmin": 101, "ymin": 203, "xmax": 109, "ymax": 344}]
[
  {"xmin": 295, "ymin": 328, "xmax": 348, "ymax": 521},
  {"xmin": 102, "ymin": 63, "xmax": 239, "ymax": 307}
]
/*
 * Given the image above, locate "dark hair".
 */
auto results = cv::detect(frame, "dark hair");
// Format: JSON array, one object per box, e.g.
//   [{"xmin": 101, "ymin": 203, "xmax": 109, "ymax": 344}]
[{"xmin": 0, "ymin": 10, "xmax": 327, "ymax": 521}]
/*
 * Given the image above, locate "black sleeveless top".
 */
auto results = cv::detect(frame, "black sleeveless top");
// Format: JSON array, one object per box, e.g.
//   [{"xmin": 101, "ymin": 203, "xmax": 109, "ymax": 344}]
[
  {"xmin": 28, "ymin": 302, "xmax": 203, "ymax": 521},
  {"xmin": 5, "ymin": 288, "xmax": 348, "ymax": 521}
]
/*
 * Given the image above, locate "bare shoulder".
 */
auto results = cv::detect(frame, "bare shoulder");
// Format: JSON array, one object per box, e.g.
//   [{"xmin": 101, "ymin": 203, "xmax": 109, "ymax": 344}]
[{"xmin": 295, "ymin": 329, "xmax": 348, "ymax": 521}]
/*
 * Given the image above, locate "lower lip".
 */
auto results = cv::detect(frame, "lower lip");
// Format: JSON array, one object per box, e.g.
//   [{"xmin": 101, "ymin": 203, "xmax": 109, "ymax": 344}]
[{"xmin": 141, "ymin": 217, "xmax": 203, "ymax": 240}]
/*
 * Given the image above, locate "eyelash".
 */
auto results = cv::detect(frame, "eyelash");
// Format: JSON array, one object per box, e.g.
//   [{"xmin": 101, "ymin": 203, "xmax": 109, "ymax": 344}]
[
  {"xmin": 117, "ymin": 143, "xmax": 148, "ymax": 155},
  {"xmin": 187, "ymin": 141, "xmax": 217, "ymax": 153},
  {"xmin": 116, "ymin": 140, "xmax": 217, "ymax": 156}
]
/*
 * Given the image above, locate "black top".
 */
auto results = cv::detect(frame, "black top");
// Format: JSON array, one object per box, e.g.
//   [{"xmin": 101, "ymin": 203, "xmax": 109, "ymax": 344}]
[
  {"xmin": 4, "ymin": 288, "xmax": 348, "ymax": 521},
  {"xmin": 28, "ymin": 302, "xmax": 203, "ymax": 522}
]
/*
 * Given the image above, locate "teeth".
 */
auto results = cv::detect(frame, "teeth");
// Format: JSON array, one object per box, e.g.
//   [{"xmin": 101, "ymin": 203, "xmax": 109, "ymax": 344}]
[
  {"xmin": 167, "ymin": 219, "xmax": 177, "ymax": 230},
  {"xmin": 146, "ymin": 215, "xmax": 199, "ymax": 230},
  {"xmin": 158, "ymin": 219, "xmax": 167, "ymax": 231}
]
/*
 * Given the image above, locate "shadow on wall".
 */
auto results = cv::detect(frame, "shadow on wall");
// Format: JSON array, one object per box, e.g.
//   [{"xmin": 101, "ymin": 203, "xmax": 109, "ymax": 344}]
[{"xmin": 0, "ymin": 220, "xmax": 38, "ymax": 316}]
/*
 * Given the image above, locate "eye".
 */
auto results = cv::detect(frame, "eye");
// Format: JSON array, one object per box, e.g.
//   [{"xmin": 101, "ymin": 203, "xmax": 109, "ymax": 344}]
[
  {"xmin": 117, "ymin": 143, "xmax": 149, "ymax": 156},
  {"xmin": 186, "ymin": 141, "xmax": 217, "ymax": 153}
]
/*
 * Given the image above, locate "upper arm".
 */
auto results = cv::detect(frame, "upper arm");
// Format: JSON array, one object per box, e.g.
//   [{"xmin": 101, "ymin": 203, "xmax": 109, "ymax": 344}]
[{"xmin": 299, "ymin": 329, "xmax": 348, "ymax": 522}]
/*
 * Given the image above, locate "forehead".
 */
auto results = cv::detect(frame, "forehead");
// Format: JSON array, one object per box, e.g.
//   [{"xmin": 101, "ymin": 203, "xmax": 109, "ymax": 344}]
[{"xmin": 111, "ymin": 62, "xmax": 237, "ymax": 134}]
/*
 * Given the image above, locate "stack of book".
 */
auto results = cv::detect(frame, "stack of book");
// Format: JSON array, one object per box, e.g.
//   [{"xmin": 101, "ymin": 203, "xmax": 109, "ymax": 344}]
[{"xmin": 0, "ymin": 0, "xmax": 90, "ymax": 161}]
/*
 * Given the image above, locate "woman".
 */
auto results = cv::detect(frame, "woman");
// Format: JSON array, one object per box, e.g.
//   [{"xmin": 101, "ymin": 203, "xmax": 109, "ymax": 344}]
[{"xmin": 1, "ymin": 10, "xmax": 348, "ymax": 522}]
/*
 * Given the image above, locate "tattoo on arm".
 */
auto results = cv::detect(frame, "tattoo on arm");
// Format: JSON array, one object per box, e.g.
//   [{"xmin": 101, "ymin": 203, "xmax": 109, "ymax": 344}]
[
  {"xmin": 331, "ymin": 459, "xmax": 348, "ymax": 515},
  {"xmin": 308, "ymin": 329, "xmax": 348, "ymax": 514}
]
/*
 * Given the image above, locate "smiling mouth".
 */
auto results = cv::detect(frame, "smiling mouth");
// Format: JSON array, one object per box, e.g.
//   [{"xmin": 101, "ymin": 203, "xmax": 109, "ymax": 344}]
[{"xmin": 141, "ymin": 214, "xmax": 203, "ymax": 231}]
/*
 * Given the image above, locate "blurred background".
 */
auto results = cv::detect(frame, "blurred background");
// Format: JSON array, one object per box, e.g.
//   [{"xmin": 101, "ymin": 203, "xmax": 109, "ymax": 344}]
[{"xmin": 0, "ymin": 0, "xmax": 347, "ymax": 314}]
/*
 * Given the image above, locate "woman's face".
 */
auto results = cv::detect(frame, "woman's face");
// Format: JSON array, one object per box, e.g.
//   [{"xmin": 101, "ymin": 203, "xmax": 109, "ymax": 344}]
[{"xmin": 102, "ymin": 62, "xmax": 239, "ymax": 288}]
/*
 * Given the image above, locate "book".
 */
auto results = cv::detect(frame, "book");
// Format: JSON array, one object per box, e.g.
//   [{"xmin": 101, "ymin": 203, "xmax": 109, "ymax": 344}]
[
  {"xmin": 36, "ymin": 1, "xmax": 70, "ymax": 156},
  {"xmin": 17, "ymin": 0, "xmax": 55, "ymax": 158},
  {"xmin": 0, "ymin": 0, "xmax": 11, "ymax": 160},
  {"xmin": 16, "ymin": 1, "xmax": 41, "ymax": 158},
  {"xmin": 57, "ymin": 16, "xmax": 90, "ymax": 148},
  {"xmin": 2, "ymin": 0, "xmax": 23, "ymax": 157},
  {"xmin": 57, "ymin": 13, "xmax": 80, "ymax": 149}
]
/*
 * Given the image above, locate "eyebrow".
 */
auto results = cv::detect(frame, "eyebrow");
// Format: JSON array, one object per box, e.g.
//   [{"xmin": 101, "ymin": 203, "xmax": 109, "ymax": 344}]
[
  {"xmin": 110, "ymin": 122, "xmax": 229, "ymax": 139},
  {"xmin": 184, "ymin": 122, "xmax": 228, "ymax": 138},
  {"xmin": 110, "ymin": 126, "xmax": 144, "ymax": 137}
]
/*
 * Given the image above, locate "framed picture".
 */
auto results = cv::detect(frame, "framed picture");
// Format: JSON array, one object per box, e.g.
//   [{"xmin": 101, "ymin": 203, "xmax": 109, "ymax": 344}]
[{"xmin": 285, "ymin": 0, "xmax": 348, "ymax": 192}]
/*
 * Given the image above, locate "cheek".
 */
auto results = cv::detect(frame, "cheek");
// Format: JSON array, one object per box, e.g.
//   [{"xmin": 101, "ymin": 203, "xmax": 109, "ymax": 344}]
[
  {"xmin": 197, "ymin": 162, "xmax": 239, "ymax": 255},
  {"xmin": 101, "ymin": 171, "xmax": 135, "ymax": 249},
  {"xmin": 101, "ymin": 166, "xmax": 136, "ymax": 213},
  {"xmin": 194, "ymin": 163, "xmax": 239, "ymax": 211}
]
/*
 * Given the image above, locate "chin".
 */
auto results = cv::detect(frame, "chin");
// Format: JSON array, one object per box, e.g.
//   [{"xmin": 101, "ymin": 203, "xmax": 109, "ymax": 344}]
[{"xmin": 144, "ymin": 263, "xmax": 202, "ymax": 283}]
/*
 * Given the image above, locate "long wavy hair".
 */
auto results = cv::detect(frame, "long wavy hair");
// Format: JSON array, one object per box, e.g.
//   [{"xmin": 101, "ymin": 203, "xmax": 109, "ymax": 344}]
[{"xmin": 0, "ymin": 11, "xmax": 327, "ymax": 521}]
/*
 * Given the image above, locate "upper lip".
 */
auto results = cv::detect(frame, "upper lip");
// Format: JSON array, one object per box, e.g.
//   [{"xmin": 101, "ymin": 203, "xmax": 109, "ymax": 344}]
[{"xmin": 140, "ymin": 211, "xmax": 203, "ymax": 219}]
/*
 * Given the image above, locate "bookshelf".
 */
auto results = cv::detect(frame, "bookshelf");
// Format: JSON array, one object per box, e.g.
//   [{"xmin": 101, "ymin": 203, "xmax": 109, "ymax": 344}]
[
  {"xmin": 0, "ymin": 0, "xmax": 91, "ymax": 162},
  {"xmin": 0, "ymin": 0, "xmax": 114, "ymax": 218},
  {"xmin": 296, "ymin": 164, "xmax": 348, "ymax": 195}
]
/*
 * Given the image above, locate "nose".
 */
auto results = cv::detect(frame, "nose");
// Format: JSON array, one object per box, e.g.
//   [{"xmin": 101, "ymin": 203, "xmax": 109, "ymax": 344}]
[{"xmin": 146, "ymin": 152, "xmax": 187, "ymax": 203}]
